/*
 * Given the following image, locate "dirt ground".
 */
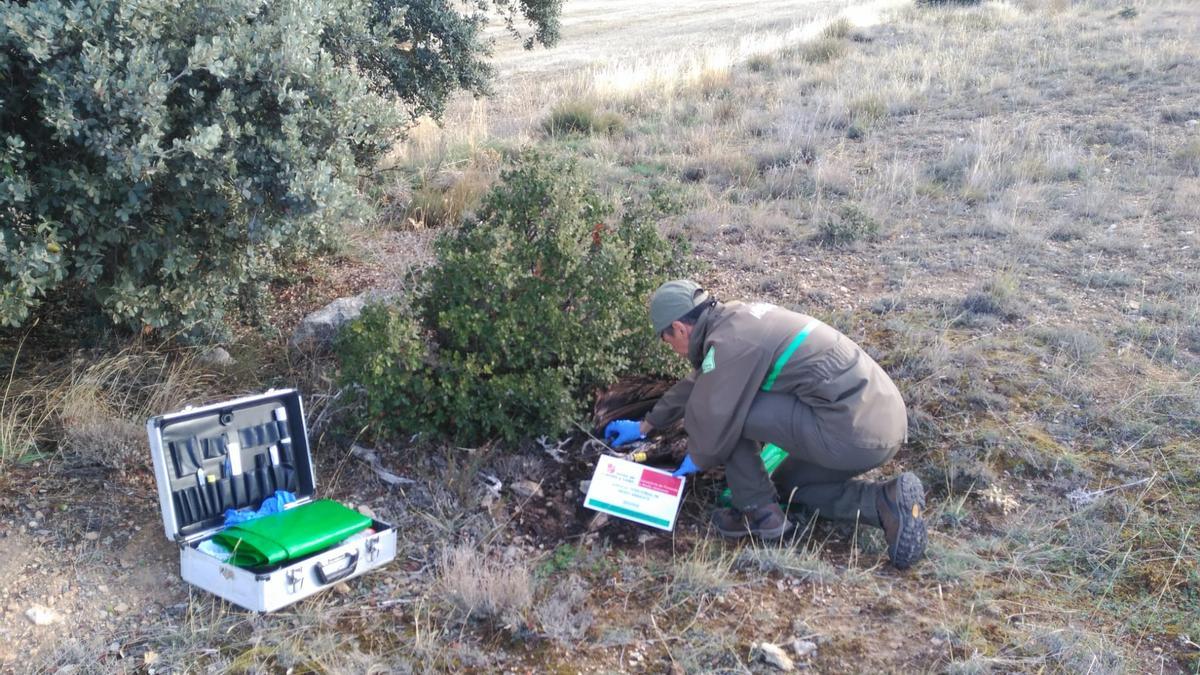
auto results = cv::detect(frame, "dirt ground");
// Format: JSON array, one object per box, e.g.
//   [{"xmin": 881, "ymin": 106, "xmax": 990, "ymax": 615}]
[{"xmin": 4, "ymin": 0, "xmax": 1200, "ymax": 672}]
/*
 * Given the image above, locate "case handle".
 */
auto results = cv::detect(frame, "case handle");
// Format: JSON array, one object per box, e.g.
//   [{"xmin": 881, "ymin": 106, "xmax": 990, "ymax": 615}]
[{"xmin": 315, "ymin": 550, "xmax": 359, "ymax": 585}]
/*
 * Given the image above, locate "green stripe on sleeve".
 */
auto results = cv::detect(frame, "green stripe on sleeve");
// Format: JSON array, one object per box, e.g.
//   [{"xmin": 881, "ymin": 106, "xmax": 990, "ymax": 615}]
[{"xmin": 761, "ymin": 320, "xmax": 817, "ymax": 392}]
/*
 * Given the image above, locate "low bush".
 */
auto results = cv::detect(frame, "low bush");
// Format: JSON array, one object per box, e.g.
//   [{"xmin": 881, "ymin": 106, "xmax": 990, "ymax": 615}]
[
  {"xmin": 403, "ymin": 170, "xmax": 493, "ymax": 229},
  {"xmin": 543, "ymin": 101, "xmax": 625, "ymax": 136},
  {"xmin": 960, "ymin": 276, "xmax": 1025, "ymax": 322},
  {"xmin": 337, "ymin": 153, "xmax": 684, "ymax": 444},
  {"xmin": 819, "ymin": 203, "xmax": 881, "ymax": 245},
  {"xmin": 800, "ymin": 37, "xmax": 847, "ymax": 65}
]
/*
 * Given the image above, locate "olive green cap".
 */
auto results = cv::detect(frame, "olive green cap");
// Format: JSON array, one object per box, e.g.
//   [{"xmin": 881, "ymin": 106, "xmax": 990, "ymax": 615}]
[{"xmin": 650, "ymin": 279, "xmax": 710, "ymax": 335}]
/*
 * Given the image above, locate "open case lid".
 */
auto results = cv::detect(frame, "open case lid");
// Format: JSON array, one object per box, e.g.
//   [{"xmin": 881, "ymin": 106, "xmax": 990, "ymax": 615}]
[{"xmin": 147, "ymin": 389, "xmax": 317, "ymax": 542}]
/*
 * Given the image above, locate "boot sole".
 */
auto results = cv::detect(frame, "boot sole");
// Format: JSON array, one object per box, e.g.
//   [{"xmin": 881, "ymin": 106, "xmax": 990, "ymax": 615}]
[{"xmin": 888, "ymin": 472, "xmax": 928, "ymax": 570}]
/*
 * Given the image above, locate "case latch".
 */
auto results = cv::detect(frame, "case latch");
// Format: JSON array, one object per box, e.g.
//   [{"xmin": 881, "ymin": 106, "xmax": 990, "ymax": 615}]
[
  {"xmin": 365, "ymin": 536, "xmax": 380, "ymax": 563},
  {"xmin": 286, "ymin": 568, "xmax": 305, "ymax": 594}
]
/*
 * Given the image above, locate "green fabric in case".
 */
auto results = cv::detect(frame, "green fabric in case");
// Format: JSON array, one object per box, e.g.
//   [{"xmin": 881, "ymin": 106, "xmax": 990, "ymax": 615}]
[{"xmin": 213, "ymin": 499, "xmax": 372, "ymax": 568}]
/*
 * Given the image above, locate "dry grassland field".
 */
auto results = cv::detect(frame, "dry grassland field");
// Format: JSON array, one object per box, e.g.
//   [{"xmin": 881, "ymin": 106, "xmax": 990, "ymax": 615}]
[{"xmin": 2, "ymin": 0, "xmax": 1200, "ymax": 672}]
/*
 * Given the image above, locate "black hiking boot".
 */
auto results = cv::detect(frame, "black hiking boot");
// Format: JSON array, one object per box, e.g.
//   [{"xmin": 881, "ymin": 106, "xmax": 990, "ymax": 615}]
[
  {"xmin": 876, "ymin": 472, "xmax": 928, "ymax": 570},
  {"xmin": 711, "ymin": 503, "xmax": 793, "ymax": 539}
]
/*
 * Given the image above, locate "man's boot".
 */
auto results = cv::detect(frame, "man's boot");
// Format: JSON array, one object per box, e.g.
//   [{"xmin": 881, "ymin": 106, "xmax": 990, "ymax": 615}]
[
  {"xmin": 876, "ymin": 472, "xmax": 927, "ymax": 569},
  {"xmin": 711, "ymin": 503, "xmax": 792, "ymax": 539}
]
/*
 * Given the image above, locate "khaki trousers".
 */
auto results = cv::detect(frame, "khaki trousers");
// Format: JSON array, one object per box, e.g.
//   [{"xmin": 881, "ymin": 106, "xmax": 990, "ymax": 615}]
[{"xmin": 723, "ymin": 392, "xmax": 898, "ymax": 526}]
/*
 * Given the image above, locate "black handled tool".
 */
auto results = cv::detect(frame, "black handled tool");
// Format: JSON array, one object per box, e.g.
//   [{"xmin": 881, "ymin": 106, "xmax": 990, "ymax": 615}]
[
  {"xmin": 168, "ymin": 441, "xmax": 185, "ymax": 479},
  {"xmin": 184, "ymin": 438, "xmax": 202, "ymax": 474}
]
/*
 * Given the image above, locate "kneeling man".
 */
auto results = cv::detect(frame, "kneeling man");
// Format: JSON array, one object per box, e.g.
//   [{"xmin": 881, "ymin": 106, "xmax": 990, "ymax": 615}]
[{"xmin": 605, "ymin": 280, "xmax": 927, "ymax": 569}]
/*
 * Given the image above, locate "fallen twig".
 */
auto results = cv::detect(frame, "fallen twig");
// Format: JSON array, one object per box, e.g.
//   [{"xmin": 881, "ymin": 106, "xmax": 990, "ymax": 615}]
[
  {"xmin": 1065, "ymin": 476, "xmax": 1153, "ymax": 509},
  {"xmin": 350, "ymin": 444, "xmax": 417, "ymax": 486}
]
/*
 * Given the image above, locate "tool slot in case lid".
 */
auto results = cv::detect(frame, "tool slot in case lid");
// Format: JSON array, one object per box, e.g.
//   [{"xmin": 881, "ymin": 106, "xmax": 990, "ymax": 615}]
[{"xmin": 148, "ymin": 389, "xmax": 317, "ymax": 542}]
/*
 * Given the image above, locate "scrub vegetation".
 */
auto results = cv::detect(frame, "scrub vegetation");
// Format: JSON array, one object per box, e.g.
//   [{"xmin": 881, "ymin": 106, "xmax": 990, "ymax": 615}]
[
  {"xmin": 336, "ymin": 153, "xmax": 685, "ymax": 445},
  {"xmin": 2, "ymin": 0, "xmax": 1200, "ymax": 672}
]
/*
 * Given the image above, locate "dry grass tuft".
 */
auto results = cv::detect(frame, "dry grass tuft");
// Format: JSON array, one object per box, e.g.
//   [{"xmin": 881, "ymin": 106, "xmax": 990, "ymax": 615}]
[
  {"xmin": 0, "ymin": 352, "xmax": 57, "ymax": 467},
  {"xmin": 535, "ymin": 574, "xmax": 594, "ymax": 645},
  {"xmin": 822, "ymin": 17, "xmax": 854, "ymax": 40},
  {"xmin": 1174, "ymin": 138, "xmax": 1200, "ymax": 176},
  {"xmin": 438, "ymin": 545, "xmax": 534, "ymax": 625},
  {"xmin": 670, "ymin": 540, "xmax": 736, "ymax": 599},
  {"xmin": 402, "ymin": 168, "xmax": 493, "ymax": 230},
  {"xmin": 959, "ymin": 275, "xmax": 1025, "ymax": 323},
  {"xmin": 543, "ymin": 100, "xmax": 625, "ymax": 137},
  {"xmin": 733, "ymin": 540, "xmax": 838, "ymax": 583},
  {"xmin": 57, "ymin": 385, "xmax": 146, "ymax": 470},
  {"xmin": 799, "ymin": 37, "xmax": 848, "ymax": 65},
  {"xmin": 55, "ymin": 349, "xmax": 209, "ymax": 469},
  {"xmin": 2, "ymin": 345, "xmax": 209, "ymax": 472}
]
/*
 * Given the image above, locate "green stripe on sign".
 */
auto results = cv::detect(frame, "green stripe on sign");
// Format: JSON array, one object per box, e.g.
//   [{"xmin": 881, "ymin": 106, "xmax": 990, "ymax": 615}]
[
  {"xmin": 762, "ymin": 320, "xmax": 817, "ymax": 392},
  {"xmin": 585, "ymin": 498, "xmax": 671, "ymax": 528}
]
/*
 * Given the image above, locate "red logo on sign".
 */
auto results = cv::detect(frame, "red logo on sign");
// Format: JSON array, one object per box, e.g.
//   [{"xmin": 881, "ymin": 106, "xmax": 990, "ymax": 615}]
[{"xmin": 638, "ymin": 469, "xmax": 682, "ymax": 496}]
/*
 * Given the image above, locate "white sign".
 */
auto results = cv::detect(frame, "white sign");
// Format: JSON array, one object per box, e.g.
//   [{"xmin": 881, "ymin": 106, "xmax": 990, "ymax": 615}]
[{"xmin": 583, "ymin": 455, "xmax": 685, "ymax": 531}]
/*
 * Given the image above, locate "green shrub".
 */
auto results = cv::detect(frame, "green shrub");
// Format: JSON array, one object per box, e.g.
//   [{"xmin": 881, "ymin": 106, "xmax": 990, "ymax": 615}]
[
  {"xmin": 800, "ymin": 37, "xmax": 847, "ymax": 65},
  {"xmin": 543, "ymin": 101, "xmax": 625, "ymax": 137},
  {"xmin": 819, "ymin": 203, "xmax": 881, "ymax": 245},
  {"xmin": 960, "ymin": 276, "xmax": 1025, "ymax": 322},
  {"xmin": 337, "ymin": 153, "xmax": 684, "ymax": 444},
  {"xmin": 0, "ymin": 0, "xmax": 559, "ymax": 334}
]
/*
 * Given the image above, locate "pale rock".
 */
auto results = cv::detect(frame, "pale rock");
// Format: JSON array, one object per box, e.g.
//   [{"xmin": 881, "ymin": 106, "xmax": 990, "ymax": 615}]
[
  {"xmin": 289, "ymin": 296, "xmax": 366, "ymax": 351},
  {"xmin": 511, "ymin": 480, "xmax": 543, "ymax": 499},
  {"xmin": 333, "ymin": 583, "xmax": 351, "ymax": 596},
  {"xmin": 579, "ymin": 480, "xmax": 592, "ymax": 493},
  {"xmin": 198, "ymin": 347, "xmax": 235, "ymax": 368},
  {"xmin": 289, "ymin": 289, "xmax": 398, "ymax": 353},
  {"xmin": 83, "ymin": 532, "xmax": 99, "ymax": 541},
  {"xmin": 355, "ymin": 504, "xmax": 376, "ymax": 519},
  {"xmin": 114, "ymin": 602, "xmax": 129, "ymax": 613},
  {"xmin": 25, "ymin": 605, "xmax": 62, "ymax": 626},
  {"xmin": 754, "ymin": 642, "xmax": 795, "ymax": 671}
]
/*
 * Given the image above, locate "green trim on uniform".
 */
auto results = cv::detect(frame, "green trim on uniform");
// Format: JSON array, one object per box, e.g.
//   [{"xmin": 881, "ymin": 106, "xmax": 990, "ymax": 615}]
[{"xmin": 761, "ymin": 320, "xmax": 817, "ymax": 392}]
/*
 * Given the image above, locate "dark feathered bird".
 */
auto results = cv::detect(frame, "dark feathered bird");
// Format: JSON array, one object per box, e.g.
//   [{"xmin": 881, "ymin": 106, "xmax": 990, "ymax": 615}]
[{"xmin": 592, "ymin": 376, "xmax": 688, "ymax": 464}]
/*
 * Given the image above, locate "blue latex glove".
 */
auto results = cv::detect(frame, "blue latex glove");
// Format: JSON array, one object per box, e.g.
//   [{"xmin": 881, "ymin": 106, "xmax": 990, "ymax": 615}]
[
  {"xmin": 223, "ymin": 490, "xmax": 297, "ymax": 527},
  {"xmin": 672, "ymin": 454, "xmax": 700, "ymax": 477},
  {"xmin": 604, "ymin": 419, "xmax": 644, "ymax": 447}
]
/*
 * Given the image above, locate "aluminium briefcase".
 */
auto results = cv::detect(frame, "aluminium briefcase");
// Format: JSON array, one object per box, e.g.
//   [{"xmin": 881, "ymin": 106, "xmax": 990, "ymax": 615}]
[{"xmin": 147, "ymin": 389, "xmax": 396, "ymax": 612}]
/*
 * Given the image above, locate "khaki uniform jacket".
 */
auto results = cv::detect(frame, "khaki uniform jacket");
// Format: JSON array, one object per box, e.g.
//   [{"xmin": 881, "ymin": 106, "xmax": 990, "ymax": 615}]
[{"xmin": 644, "ymin": 302, "xmax": 907, "ymax": 470}]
